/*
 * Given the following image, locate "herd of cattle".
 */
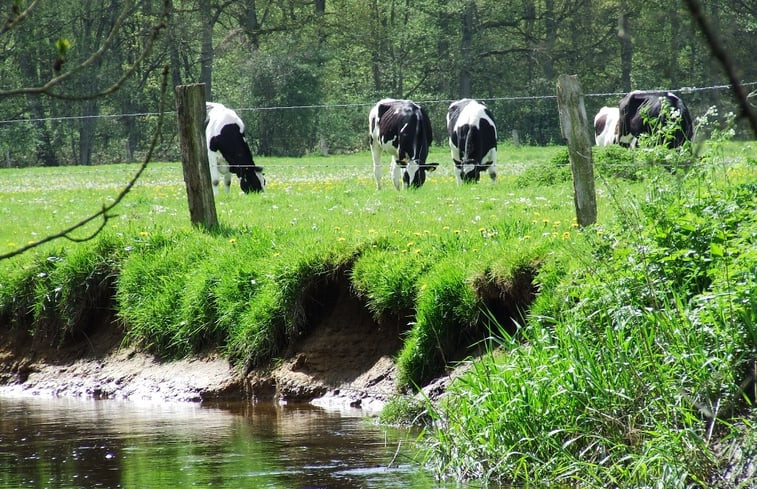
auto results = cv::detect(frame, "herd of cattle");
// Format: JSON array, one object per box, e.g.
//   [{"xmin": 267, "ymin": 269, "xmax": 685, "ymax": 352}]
[{"xmin": 205, "ymin": 90, "xmax": 694, "ymax": 193}]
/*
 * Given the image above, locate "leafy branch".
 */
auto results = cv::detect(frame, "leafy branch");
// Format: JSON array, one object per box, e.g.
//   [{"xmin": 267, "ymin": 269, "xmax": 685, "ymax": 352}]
[{"xmin": 0, "ymin": 65, "xmax": 170, "ymax": 261}]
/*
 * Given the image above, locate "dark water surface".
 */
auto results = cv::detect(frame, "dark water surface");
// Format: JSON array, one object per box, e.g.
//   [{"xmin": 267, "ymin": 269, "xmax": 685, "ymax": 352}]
[{"xmin": 0, "ymin": 395, "xmax": 468, "ymax": 489}]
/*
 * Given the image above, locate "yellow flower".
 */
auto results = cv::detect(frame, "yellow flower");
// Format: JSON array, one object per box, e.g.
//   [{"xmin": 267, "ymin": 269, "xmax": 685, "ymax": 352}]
[
  {"xmin": 228, "ymin": 238, "xmax": 237, "ymax": 244},
  {"xmin": 407, "ymin": 241, "xmax": 415, "ymax": 247},
  {"xmin": 523, "ymin": 235, "xmax": 531, "ymax": 240},
  {"xmin": 273, "ymin": 252, "xmax": 281, "ymax": 257},
  {"xmin": 414, "ymin": 248, "xmax": 421, "ymax": 254},
  {"xmin": 562, "ymin": 231, "xmax": 571, "ymax": 240},
  {"xmin": 368, "ymin": 229, "xmax": 377, "ymax": 234},
  {"xmin": 139, "ymin": 231, "xmax": 149, "ymax": 237},
  {"xmin": 337, "ymin": 237, "xmax": 346, "ymax": 242},
  {"xmin": 442, "ymin": 225, "xmax": 450, "ymax": 231}
]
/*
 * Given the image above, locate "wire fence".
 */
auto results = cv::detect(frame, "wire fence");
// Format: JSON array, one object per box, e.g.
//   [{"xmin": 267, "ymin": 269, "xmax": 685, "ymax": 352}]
[{"xmin": 0, "ymin": 81, "xmax": 754, "ymax": 168}]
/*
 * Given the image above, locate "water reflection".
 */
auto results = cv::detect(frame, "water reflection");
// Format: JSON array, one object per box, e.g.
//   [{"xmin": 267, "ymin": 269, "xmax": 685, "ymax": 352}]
[{"xmin": 0, "ymin": 395, "xmax": 465, "ymax": 488}]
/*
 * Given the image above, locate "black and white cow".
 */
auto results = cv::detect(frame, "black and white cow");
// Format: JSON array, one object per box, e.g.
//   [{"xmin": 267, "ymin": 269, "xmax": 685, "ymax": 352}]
[
  {"xmin": 617, "ymin": 91, "xmax": 693, "ymax": 149},
  {"xmin": 369, "ymin": 98, "xmax": 438, "ymax": 189},
  {"xmin": 593, "ymin": 106, "xmax": 620, "ymax": 147},
  {"xmin": 446, "ymin": 99, "xmax": 497, "ymax": 184},
  {"xmin": 205, "ymin": 102, "xmax": 265, "ymax": 195}
]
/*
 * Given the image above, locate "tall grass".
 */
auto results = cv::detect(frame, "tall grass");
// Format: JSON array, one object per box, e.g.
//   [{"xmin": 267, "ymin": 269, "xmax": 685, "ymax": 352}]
[{"xmin": 424, "ymin": 141, "xmax": 756, "ymax": 486}]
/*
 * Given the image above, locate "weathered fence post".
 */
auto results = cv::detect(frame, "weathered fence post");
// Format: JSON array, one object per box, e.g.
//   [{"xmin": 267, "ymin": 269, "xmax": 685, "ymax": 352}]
[
  {"xmin": 175, "ymin": 83, "xmax": 217, "ymax": 230},
  {"xmin": 556, "ymin": 74, "xmax": 597, "ymax": 227}
]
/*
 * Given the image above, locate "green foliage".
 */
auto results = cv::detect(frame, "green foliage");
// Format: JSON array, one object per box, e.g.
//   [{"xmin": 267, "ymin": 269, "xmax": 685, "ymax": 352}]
[
  {"xmin": 513, "ymin": 147, "xmax": 572, "ymax": 187},
  {"xmin": 397, "ymin": 258, "xmax": 481, "ymax": 388},
  {"xmin": 425, "ymin": 155, "xmax": 757, "ymax": 486}
]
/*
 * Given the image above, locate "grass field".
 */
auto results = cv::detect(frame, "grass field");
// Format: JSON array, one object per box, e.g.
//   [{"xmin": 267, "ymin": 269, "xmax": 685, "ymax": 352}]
[{"xmin": 1, "ymin": 140, "xmax": 755, "ymax": 487}]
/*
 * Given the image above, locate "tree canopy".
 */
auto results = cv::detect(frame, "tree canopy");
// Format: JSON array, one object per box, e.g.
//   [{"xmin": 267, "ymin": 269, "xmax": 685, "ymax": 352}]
[{"xmin": 1, "ymin": 0, "xmax": 755, "ymax": 166}]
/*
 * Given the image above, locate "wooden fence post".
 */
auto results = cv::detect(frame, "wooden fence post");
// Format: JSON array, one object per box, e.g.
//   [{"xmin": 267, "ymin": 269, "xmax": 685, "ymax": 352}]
[
  {"xmin": 175, "ymin": 83, "xmax": 218, "ymax": 230},
  {"xmin": 556, "ymin": 74, "xmax": 597, "ymax": 227}
]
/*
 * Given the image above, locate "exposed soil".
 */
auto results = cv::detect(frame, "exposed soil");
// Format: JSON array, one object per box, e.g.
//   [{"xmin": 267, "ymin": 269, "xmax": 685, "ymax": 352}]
[
  {"xmin": 0, "ymin": 280, "xmax": 420, "ymax": 412},
  {"xmin": 0, "ymin": 270, "xmax": 532, "ymax": 413}
]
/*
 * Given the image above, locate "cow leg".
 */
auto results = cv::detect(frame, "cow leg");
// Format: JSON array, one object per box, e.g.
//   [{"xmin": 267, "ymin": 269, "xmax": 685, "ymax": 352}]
[
  {"xmin": 208, "ymin": 151, "xmax": 221, "ymax": 196},
  {"xmin": 487, "ymin": 149, "xmax": 498, "ymax": 182},
  {"xmin": 223, "ymin": 172, "xmax": 232, "ymax": 194},
  {"xmin": 452, "ymin": 160, "xmax": 464, "ymax": 185},
  {"xmin": 370, "ymin": 143, "xmax": 382, "ymax": 190},
  {"xmin": 390, "ymin": 157, "xmax": 402, "ymax": 190},
  {"xmin": 487, "ymin": 162, "xmax": 498, "ymax": 182}
]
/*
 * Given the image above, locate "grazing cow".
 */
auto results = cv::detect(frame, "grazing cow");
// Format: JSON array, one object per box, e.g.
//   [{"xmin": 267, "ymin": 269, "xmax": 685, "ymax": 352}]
[
  {"xmin": 369, "ymin": 98, "xmax": 438, "ymax": 189},
  {"xmin": 593, "ymin": 106, "xmax": 620, "ymax": 147},
  {"xmin": 205, "ymin": 102, "xmax": 265, "ymax": 195},
  {"xmin": 446, "ymin": 99, "xmax": 498, "ymax": 184},
  {"xmin": 617, "ymin": 91, "xmax": 693, "ymax": 149}
]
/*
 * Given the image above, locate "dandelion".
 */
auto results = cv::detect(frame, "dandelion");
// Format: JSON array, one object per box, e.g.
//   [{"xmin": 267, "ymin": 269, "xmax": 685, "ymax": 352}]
[
  {"xmin": 442, "ymin": 225, "xmax": 450, "ymax": 231},
  {"xmin": 407, "ymin": 241, "xmax": 415, "ymax": 248},
  {"xmin": 337, "ymin": 237, "xmax": 346, "ymax": 242},
  {"xmin": 228, "ymin": 238, "xmax": 237, "ymax": 244},
  {"xmin": 414, "ymin": 248, "xmax": 421, "ymax": 254},
  {"xmin": 571, "ymin": 222, "xmax": 579, "ymax": 228},
  {"xmin": 420, "ymin": 283, "xmax": 427, "ymax": 291},
  {"xmin": 273, "ymin": 252, "xmax": 281, "ymax": 257},
  {"xmin": 368, "ymin": 229, "xmax": 377, "ymax": 234},
  {"xmin": 542, "ymin": 219, "xmax": 550, "ymax": 226},
  {"xmin": 562, "ymin": 231, "xmax": 571, "ymax": 240},
  {"xmin": 523, "ymin": 235, "xmax": 531, "ymax": 240},
  {"xmin": 552, "ymin": 220, "xmax": 561, "ymax": 228},
  {"xmin": 454, "ymin": 229, "xmax": 461, "ymax": 235},
  {"xmin": 139, "ymin": 231, "xmax": 149, "ymax": 237}
]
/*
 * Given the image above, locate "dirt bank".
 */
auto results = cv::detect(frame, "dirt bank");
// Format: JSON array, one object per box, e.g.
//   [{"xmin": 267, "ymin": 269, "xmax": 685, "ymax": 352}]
[{"xmin": 0, "ymin": 280, "xmax": 437, "ymax": 413}]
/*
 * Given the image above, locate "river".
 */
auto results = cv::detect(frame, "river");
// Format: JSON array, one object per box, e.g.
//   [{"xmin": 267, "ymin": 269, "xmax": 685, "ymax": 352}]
[{"xmin": 0, "ymin": 394, "xmax": 473, "ymax": 488}]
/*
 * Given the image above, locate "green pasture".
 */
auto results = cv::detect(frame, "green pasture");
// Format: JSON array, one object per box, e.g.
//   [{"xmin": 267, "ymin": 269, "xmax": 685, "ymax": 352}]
[{"xmin": 1, "ymin": 140, "xmax": 756, "ymax": 487}]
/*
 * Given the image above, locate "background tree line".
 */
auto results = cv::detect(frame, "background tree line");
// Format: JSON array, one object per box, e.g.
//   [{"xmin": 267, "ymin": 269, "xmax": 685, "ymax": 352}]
[{"xmin": 1, "ymin": 0, "xmax": 754, "ymax": 167}]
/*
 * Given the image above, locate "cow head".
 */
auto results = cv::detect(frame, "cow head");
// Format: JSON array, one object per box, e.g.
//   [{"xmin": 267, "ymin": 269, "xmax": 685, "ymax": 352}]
[
  {"xmin": 238, "ymin": 165, "xmax": 266, "ymax": 193},
  {"xmin": 455, "ymin": 159, "xmax": 490, "ymax": 183},
  {"xmin": 402, "ymin": 160, "xmax": 439, "ymax": 188}
]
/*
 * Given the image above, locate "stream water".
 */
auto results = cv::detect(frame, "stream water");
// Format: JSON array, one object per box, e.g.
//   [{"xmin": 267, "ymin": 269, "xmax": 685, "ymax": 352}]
[{"xmin": 0, "ymin": 394, "xmax": 472, "ymax": 488}]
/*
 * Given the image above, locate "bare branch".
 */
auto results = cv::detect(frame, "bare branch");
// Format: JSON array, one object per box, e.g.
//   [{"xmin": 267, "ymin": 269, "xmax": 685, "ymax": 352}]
[
  {"xmin": 0, "ymin": 0, "xmax": 169, "ymax": 101},
  {"xmin": 1, "ymin": 0, "xmax": 40, "ymax": 34},
  {"xmin": 683, "ymin": 0, "xmax": 757, "ymax": 137},
  {"xmin": 0, "ymin": 65, "xmax": 170, "ymax": 261}
]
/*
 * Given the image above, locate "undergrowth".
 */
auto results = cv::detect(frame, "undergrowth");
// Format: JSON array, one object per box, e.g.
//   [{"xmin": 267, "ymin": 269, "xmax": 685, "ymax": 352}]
[{"xmin": 425, "ymin": 145, "xmax": 756, "ymax": 486}]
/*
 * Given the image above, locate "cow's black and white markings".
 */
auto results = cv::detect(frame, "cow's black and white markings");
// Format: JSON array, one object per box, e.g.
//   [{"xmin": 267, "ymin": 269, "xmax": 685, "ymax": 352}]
[
  {"xmin": 594, "ymin": 106, "xmax": 620, "ymax": 147},
  {"xmin": 446, "ymin": 99, "xmax": 498, "ymax": 184},
  {"xmin": 617, "ymin": 91, "xmax": 693, "ymax": 149},
  {"xmin": 205, "ymin": 102, "xmax": 265, "ymax": 195},
  {"xmin": 368, "ymin": 98, "xmax": 438, "ymax": 190}
]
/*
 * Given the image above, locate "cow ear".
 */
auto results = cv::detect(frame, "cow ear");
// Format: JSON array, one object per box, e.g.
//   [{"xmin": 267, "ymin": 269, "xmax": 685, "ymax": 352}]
[
  {"xmin": 252, "ymin": 166, "xmax": 264, "ymax": 172},
  {"xmin": 208, "ymin": 135, "xmax": 219, "ymax": 152},
  {"xmin": 424, "ymin": 162, "xmax": 439, "ymax": 172},
  {"xmin": 376, "ymin": 102, "xmax": 392, "ymax": 119}
]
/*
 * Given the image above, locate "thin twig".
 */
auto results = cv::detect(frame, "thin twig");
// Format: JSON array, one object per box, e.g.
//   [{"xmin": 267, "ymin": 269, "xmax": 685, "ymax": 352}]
[
  {"xmin": 0, "ymin": 65, "xmax": 170, "ymax": 261},
  {"xmin": 682, "ymin": 0, "xmax": 757, "ymax": 137}
]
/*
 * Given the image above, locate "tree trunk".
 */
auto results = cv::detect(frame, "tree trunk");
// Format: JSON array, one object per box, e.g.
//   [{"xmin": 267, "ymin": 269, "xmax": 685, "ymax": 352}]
[
  {"xmin": 199, "ymin": 0, "xmax": 213, "ymax": 99},
  {"xmin": 618, "ymin": 0, "xmax": 633, "ymax": 92},
  {"xmin": 459, "ymin": 1, "xmax": 474, "ymax": 98},
  {"xmin": 542, "ymin": 0, "xmax": 556, "ymax": 81},
  {"xmin": 78, "ymin": 99, "xmax": 98, "ymax": 166}
]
